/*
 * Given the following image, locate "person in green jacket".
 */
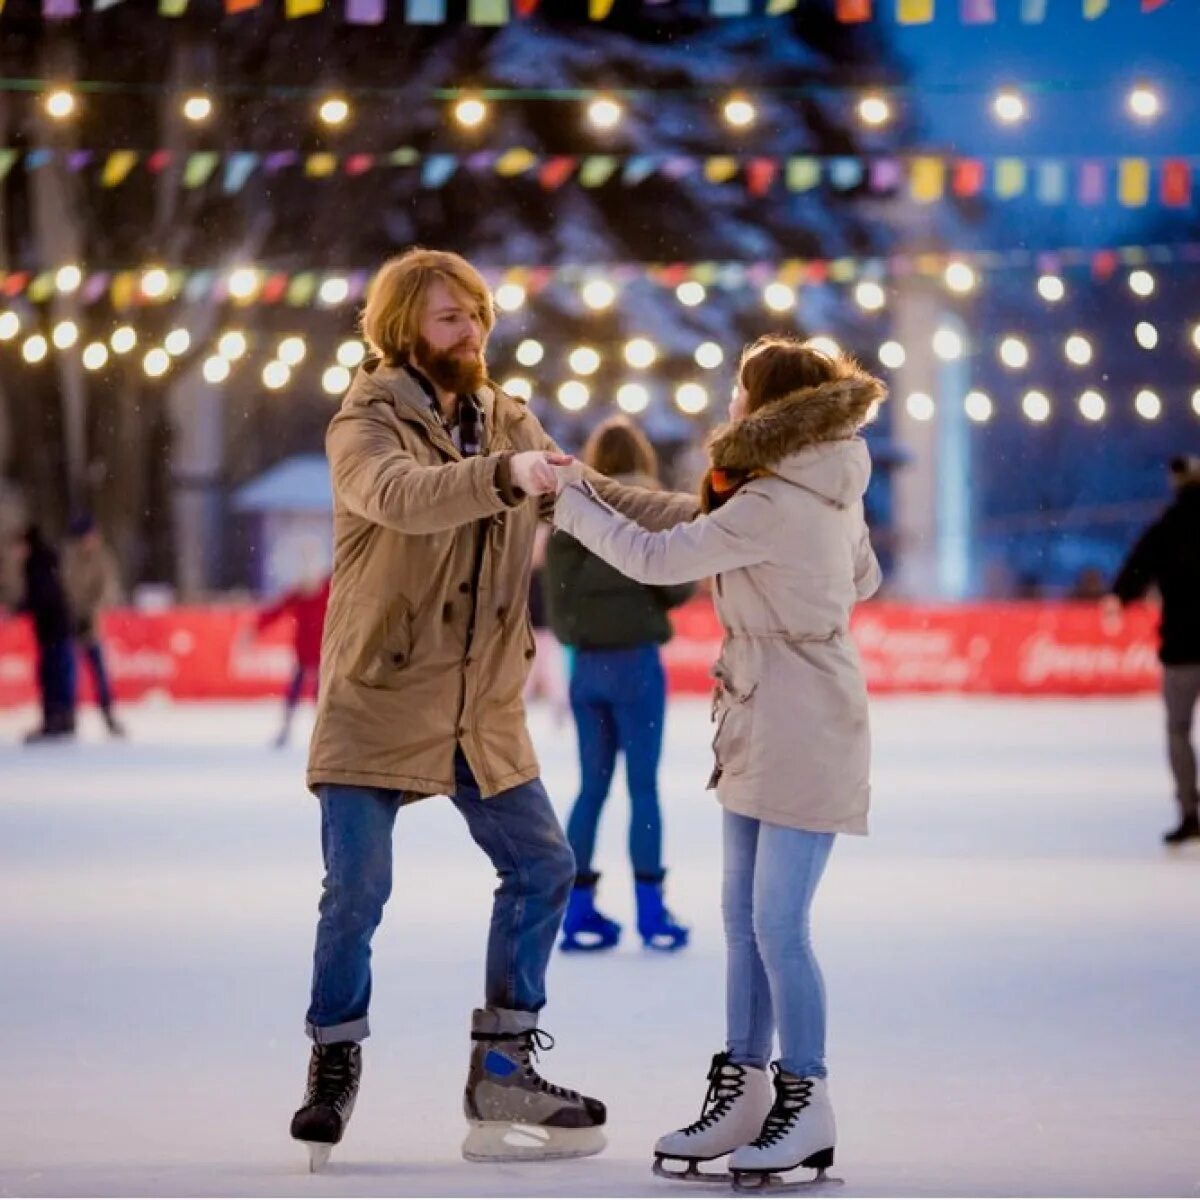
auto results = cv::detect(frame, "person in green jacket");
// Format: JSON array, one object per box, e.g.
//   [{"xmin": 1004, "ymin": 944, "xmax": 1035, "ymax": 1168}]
[{"xmin": 546, "ymin": 417, "xmax": 695, "ymax": 951}]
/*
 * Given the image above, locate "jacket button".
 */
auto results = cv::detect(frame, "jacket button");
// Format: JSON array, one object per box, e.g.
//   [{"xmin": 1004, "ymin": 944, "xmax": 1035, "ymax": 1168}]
[{"xmin": 459, "ymin": 583, "xmax": 470, "ymax": 594}]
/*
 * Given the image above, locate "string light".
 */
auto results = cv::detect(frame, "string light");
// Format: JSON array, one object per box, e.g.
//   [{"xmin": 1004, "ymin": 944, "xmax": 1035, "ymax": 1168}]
[
  {"xmin": 878, "ymin": 341, "xmax": 906, "ymax": 369},
  {"xmin": 905, "ymin": 392, "xmax": 934, "ymax": 422},
  {"xmin": 694, "ymin": 342, "xmax": 724, "ymax": 370},
  {"xmin": 277, "ymin": 336, "xmax": 307, "ymax": 366},
  {"xmin": 617, "ymin": 382, "xmax": 649, "ymax": 414},
  {"xmin": 263, "ymin": 361, "xmax": 290, "ymax": 390},
  {"xmin": 624, "ymin": 337, "xmax": 658, "ymax": 369},
  {"xmin": 164, "ymin": 328, "xmax": 191, "ymax": 357},
  {"xmin": 228, "ymin": 267, "xmax": 260, "ymax": 300},
  {"xmin": 854, "ymin": 281, "xmax": 886, "ymax": 312},
  {"xmin": 183, "ymin": 94, "xmax": 213, "ymax": 124},
  {"xmin": 1135, "ymin": 321, "xmax": 1158, "ymax": 350},
  {"xmin": 110, "ymin": 326, "xmax": 137, "ymax": 354},
  {"xmin": 675, "ymin": 383, "xmax": 709, "ymax": 414},
  {"xmin": 932, "ymin": 328, "xmax": 965, "ymax": 361},
  {"xmin": 143, "ymin": 348, "xmax": 170, "ymax": 377},
  {"xmin": 55, "ymin": 265, "xmax": 82, "ymax": 294},
  {"xmin": 1078, "ymin": 390, "xmax": 1106, "ymax": 422},
  {"xmin": 141, "ymin": 267, "xmax": 170, "ymax": 299},
  {"xmin": 502, "ymin": 376, "xmax": 532, "ymax": 401},
  {"xmin": 0, "ymin": 311, "xmax": 19, "ymax": 341},
  {"xmin": 1129, "ymin": 269, "xmax": 1155, "ymax": 297},
  {"xmin": 203, "ymin": 355, "xmax": 231, "ymax": 384},
  {"xmin": 454, "ymin": 97, "xmax": 488, "ymax": 129},
  {"xmin": 857, "ymin": 94, "xmax": 891, "ymax": 128},
  {"xmin": 992, "ymin": 89, "xmax": 1028, "ymax": 125},
  {"xmin": 1022, "ymin": 390, "xmax": 1051, "ymax": 423},
  {"xmin": 1135, "ymin": 389, "xmax": 1162, "ymax": 420},
  {"xmin": 318, "ymin": 277, "xmax": 350, "ymax": 307},
  {"xmin": 51, "ymin": 321, "xmax": 79, "ymax": 350},
  {"xmin": 1064, "ymin": 335, "xmax": 1093, "ymax": 366},
  {"xmin": 44, "ymin": 89, "xmax": 76, "ymax": 121},
  {"xmin": 23, "ymin": 335, "xmax": 48, "ymax": 364},
  {"xmin": 494, "ymin": 283, "xmax": 527, "ymax": 313},
  {"xmin": 82, "ymin": 342, "xmax": 108, "ymax": 371},
  {"xmin": 1192, "ymin": 324, "xmax": 1200, "ymax": 353},
  {"xmin": 218, "ymin": 330, "xmax": 248, "ymax": 361},
  {"xmin": 1037, "ymin": 275, "xmax": 1066, "ymax": 303},
  {"xmin": 516, "ymin": 338, "xmax": 545, "ymax": 367},
  {"xmin": 763, "ymin": 283, "xmax": 795, "ymax": 313},
  {"xmin": 568, "ymin": 346, "xmax": 601, "ymax": 376},
  {"xmin": 587, "ymin": 97, "xmax": 623, "ymax": 131},
  {"xmin": 807, "ymin": 336, "xmax": 841, "ymax": 359},
  {"xmin": 944, "ymin": 262, "xmax": 977, "ymax": 295},
  {"xmin": 322, "ymin": 365, "xmax": 352, "ymax": 395},
  {"xmin": 1193, "ymin": 389, "xmax": 1200, "ymax": 417},
  {"xmin": 999, "ymin": 336, "xmax": 1030, "ymax": 370},
  {"xmin": 558, "ymin": 380, "xmax": 589, "ymax": 411},
  {"xmin": 318, "ymin": 97, "xmax": 350, "ymax": 127},
  {"xmin": 581, "ymin": 279, "xmax": 617, "ymax": 311},
  {"xmin": 964, "ymin": 391, "xmax": 993, "ymax": 423},
  {"xmin": 1127, "ymin": 85, "xmax": 1162, "ymax": 122},
  {"xmin": 676, "ymin": 281, "xmax": 706, "ymax": 307},
  {"xmin": 722, "ymin": 95, "xmax": 757, "ymax": 129},
  {"xmin": 337, "ymin": 339, "xmax": 366, "ymax": 368}
]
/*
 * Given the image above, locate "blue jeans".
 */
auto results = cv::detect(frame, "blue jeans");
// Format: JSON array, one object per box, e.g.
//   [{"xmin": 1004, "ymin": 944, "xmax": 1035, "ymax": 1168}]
[
  {"xmin": 723, "ymin": 811, "xmax": 836, "ymax": 1079},
  {"xmin": 79, "ymin": 637, "xmax": 114, "ymax": 712},
  {"xmin": 566, "ymin": 644, "xmax": 667, "ymax": 880},
  {"xmin": 38, "ymin": 638, "xmax": 76, "ymax": 731},
  {"xmin": 305, "ymin": 747, "xmax": 575, "ymax": 1044}
]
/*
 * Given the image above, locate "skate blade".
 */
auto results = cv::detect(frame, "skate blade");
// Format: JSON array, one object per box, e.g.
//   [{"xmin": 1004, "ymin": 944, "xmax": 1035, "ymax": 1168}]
[
  {"xmin": 731, "ymin": 1168, "xmax": 844, "ymax": 1193},
  {"xmin": 652, "ymin": 1154, "xmax": 731, "ymax": 1183},
  {"xmin": 305, "ymin": 1143, "xmax": 332, "ymax": 1173},
  {"xmin": 462, "ymin": 1120, "xmax": 606, "ymax": 1162}
]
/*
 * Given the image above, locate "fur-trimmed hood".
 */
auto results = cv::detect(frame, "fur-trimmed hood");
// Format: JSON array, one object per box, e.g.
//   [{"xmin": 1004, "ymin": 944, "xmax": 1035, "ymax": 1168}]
[{"xmin": 706, "ymin": 376, "xmax": 884, "ymax": 508}]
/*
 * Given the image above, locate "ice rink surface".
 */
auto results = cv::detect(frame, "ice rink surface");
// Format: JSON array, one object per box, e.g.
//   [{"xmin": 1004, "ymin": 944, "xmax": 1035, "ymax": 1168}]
[{"xmin": 1, "ymin": 694, "xmax": 1198, "ymax": 1198}]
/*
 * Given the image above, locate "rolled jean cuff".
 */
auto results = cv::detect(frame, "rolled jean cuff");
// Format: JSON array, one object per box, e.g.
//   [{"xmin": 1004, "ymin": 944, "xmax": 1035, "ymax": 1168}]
[{"xmin": 306, "ymin": 1016, "xmax": 369, "ymax": 1045}]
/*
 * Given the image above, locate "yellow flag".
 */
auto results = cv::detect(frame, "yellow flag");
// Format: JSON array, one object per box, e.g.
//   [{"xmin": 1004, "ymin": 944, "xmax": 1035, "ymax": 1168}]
[
  {"xmin": 468, "ymin": 0, "xmax": 508, "ymax": 22},
  {"xmin": 704, "ymin": 157, "xmax": 739, "ymax": 184},
  {"xmin": 1118, "ymin": 159, "xmax": 1149, "ymax": 206},
  {"xmin": 101, "ymin": 151, "xmax": 138, "ymax": 187},
  {"xmin": 786, "ymin": 158, "xmax": 821, "ymax": 191},
  {"xmin": 995, "ymin": 158, "xmax": 1027, "ymax": 198},
  {"xmin": 305, "ymin": 153, "xmax": 338, "ymax": 177},
  {"xmin": 766, "ymin": 0, "xmax": 798, "ymax": 10},
  {"xmin": 910, "ymin": 157, "xmax": 944, "ymax": 202},
  {"xmin": 1083, "ymin": 0, "xmax": 1108, "ymax": 16},
  {"xmin": 286, "ymin": 0, "xmax": 323, "ymax": 15},
  {"xmin": 495, "ymin": 148, "xmax": 537, "ymax": 176},
  {"xmin": 897, "ymin": 0, "xmax": 933, "ymax": 23},
  {"xmin": 589, "ymin": 0, "xmax": 614, "ymax": 16},
  {"xmin": 110, "ymin": 272, "xmax": 136, "ymax": 310}
]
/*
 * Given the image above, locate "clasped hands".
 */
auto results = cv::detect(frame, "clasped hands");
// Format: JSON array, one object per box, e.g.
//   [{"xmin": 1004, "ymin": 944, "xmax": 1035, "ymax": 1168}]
[{"xmin": 509, "ymin": 450, "xmax": 584, "ymax": 498}]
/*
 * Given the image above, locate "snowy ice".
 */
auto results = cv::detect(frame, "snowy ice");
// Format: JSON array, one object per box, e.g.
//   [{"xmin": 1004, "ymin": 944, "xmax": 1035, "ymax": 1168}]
[{"xmin": 1, "ymin": 695, "xmax": 1198, "ymax": 1197}]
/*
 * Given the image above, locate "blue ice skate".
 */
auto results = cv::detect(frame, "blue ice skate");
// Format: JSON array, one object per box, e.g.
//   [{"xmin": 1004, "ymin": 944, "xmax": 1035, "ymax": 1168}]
[
  {"xmin": 560, "ymin": 875, "xmax": 622, "ymax": 952},
  {"xmin": 636, "ymin": 876, "xmax": 689, "ymax": 952}
]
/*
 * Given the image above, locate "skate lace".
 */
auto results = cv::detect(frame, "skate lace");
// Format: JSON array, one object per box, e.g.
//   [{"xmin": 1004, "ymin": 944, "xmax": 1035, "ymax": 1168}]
[
  {"xmin": 681, "ymin": 1053, "xmax": 746, "ymax": 1135},
  {"xmin": 309, "ymin": 1046, "xmax": 356, "ymax": 1109},
  {"xmin": 750, "ymin": 1066, "xmax": 812, "ymax": 1149},
  {"xmin": 516, "ymin": 1029, "xmax": 582, "ymax": 1103}
]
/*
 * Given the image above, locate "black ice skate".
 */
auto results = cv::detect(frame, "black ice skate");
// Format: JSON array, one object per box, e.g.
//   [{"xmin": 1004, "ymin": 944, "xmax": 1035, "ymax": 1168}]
[{"xmin": 289, "ymin": 1040, "xmax": 361, "ymax": 1172}]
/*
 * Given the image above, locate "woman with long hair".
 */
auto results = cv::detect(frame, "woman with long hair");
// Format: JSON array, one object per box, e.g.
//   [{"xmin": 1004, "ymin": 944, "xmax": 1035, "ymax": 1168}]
[{"xmin": 552, "ymin": 338, "xmax": 884, "ymax": 1188}]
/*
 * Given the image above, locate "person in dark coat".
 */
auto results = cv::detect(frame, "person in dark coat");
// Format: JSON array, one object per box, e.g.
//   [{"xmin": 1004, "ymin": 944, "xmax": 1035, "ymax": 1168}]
[
  {"xmin": 546, "ymin": 417, "xmax": 695, "ymax": 952},
  {"xmin": 14, "ymin": 525, "xmax": 77, "ymax": 743},
  {"xmin": 1112, "ymin": 455, "xmax": 1200, "ymax": 844}
]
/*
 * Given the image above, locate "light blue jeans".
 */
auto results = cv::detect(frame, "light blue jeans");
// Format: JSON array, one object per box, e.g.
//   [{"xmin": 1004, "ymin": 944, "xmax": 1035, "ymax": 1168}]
[{"xmin": 722, "ymin": 810, "xmax": 836, "ymax": 1079}]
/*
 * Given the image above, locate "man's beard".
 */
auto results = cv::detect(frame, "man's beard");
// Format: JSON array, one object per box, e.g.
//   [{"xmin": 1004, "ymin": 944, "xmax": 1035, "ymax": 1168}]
[{"xmin": 413, "ymin": 336, "xmax": 487, "ymax": 395}]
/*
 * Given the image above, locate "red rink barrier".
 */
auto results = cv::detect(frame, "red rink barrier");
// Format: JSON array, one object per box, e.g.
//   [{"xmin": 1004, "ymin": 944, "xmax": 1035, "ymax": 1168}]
[{"xmin": 0, "ymin": 599, "xmax": 1163, "ymax": 708}]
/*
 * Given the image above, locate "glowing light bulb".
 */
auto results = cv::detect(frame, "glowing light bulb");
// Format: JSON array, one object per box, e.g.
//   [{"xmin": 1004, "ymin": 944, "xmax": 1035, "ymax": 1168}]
[
  {"xmin": 617, "ymin": 383, "xmax": 649, "ymax": 414},
  {"xmin": 516, "ymin": 339, "xmax": 544, "ymax": 367}
]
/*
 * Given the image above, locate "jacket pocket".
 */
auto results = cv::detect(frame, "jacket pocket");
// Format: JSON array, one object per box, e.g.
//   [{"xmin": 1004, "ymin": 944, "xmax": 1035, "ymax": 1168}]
[
  {"xmin": 350, "ymin": 604, "xmax": 413, "ymax": 690},
  {"xmin": 709, "ymin": 660, "xmax": 758, "ymax": 785}
]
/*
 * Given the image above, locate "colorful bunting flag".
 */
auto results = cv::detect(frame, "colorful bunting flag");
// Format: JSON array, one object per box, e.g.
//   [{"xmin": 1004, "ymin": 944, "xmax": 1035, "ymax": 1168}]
[
  {"xmin": 157, "ymin": 0, "xmax": 186, "ymax": 13},
  {"xmin": 43, "ymin": 0, "xmax": 79, "ymax": 16},
  {"xmin": 746, "ymin": 158, "xmax": 777, "ymax": 197},
  {"xmin": 588, "ymin": 0, "xmax": 615, "ymax": 17},
  {"xmin": 579, "ymin": 156, "xmax": 619, "ymax": 187},
  {"xmin": 766, "ymin": 0, "xmax": 799, "ymax": 12},
  {"xmin": 1035, "ymin": 161, "xmax": 1067, "ymax": 204},
  {"xmin": 539, "ymin": 157, "xmax": 577, "ymax": 190},
  {"xmin": 786, "ymin": 158, "xmax": 821, "ymax": 192},
  {"xmin": 995, "ymin": 158, "xmax": 1027, "ymax": 199},
  {"xmin": 910, "ymin": 157, "xmax": 944, "ymax": 202},
  {"xmin": 406, "ymin": 0, "xmax": 445, "ymax": 21},
  {"xmin": 225, "ymin": 0, "xmax": 261, "ymax": 12},
  {"xmin": 468, "ymin": 0, "xmax": 508, "ymax": 23},
  {"xmin": 345, "ymin": 0, "xmax": 383, "ymax": 17},
  {"xmin": 961, "ymin": 0, "xmax": 994, "ymax": 21},
  {"xmin": 897, "ymin": 0, "xmax": 934, "ymax": 23},
  {"xmin": 1083, "ymin": 0, "xmax": 1108, "ymax": 15},
  {"xmin": 1020, "ymin": 0, "xmax": 1047, "ymax": 19},
  {"xmin": 952, "ymin": 159, "xmax": 985, "ymax": 197},
  {"xmin": 1118, "ymin": 158, "xmax": 1150, "ymax": 207},
  {"xmin": 1078, "ymin": 161, "xmax": 1106, "ymax": 205},
  {"xmin": 224, "ymin": 152, "xmax": 259, "ymax": 194},
  {"xmin": 101, "ymin": 151, "xmax": 138, "ymax": 187},
  {"xmin": 704, "ymin": 157, "xmax": 739, "ymax": 184},
  {"xmin": 1161, "ymin": 159, "xmax": 1191, "ymax": 207},
  {"xmin": 836, "ymin": 0, "xmax": 872, "ymax": 20},
  {"xmin": 183, "ymin": 152, "xmax": 219, "ymax": 188},
  {"xmin": 286, "ymin": 0, "xmax": 323, "ymax": 16},
  {"xmin": 710, "ymin": 0, "xmax": 752, "ymax": 14},
  {"xmin": 0, "ymin": 149, "xmax": 16, "ymax": 179},
  {"xmin": 495, "ymin": 148, "xmax": 536, "ymax": 176}
]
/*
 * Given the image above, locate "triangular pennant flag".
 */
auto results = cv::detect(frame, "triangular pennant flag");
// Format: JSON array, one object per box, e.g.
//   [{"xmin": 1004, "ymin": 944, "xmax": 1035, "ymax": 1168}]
[
  {"xmin": 147, "ymin": 150, "xmax": 172, "ymax": 172},
  {"xmin": 961, "ymin": 0, "xmax": 994, "ymax": 20},
  {"xmin": 346, "ymin": 0, "xmax": 384, "ymax": 20},
  {"xmin": 183, "ymin": 152, "xmax": 219, "ymax": 188},
  {"xmin": 538, "ymin": 156, "xmax": 576, "ymax": 190},
  {"xmin": 286, "ymin": 0, "xmax": 323, "ymax": 16},
  {"xmin": 909, "ymin": 156, "xmax": 944, "ymax": 202},
  {"xmin": 468, "ymin": 0, "xmax": 508, "ymax": 22},
  {"xmin": 1078, "ymin": 161, "xmax": 1105, "ymax": 204},
  {"xmin": 1035, "ymin": 161, "xmax": 1067, "ymax": 204},
  {"xmin": 29, "ymin": 273, "xmax": 55, "ymax": 302},
  {"xmin": 406, "ymin": 0, "xmax": 445, "ymax": 20},
  {"xmin": 711, "ymin": 0, "xmax": 752, "ymax": 14},
  {"xmin": 305, "ymin": 153, "xmax": 338, "ymax": 177},
  {"xmin": 1118, "ymin": 158, "xmax": 1150, "ymax": 206},
  {"xmin": 897, "ymin": 0, "xmax": 933, "ymax": 23},
  {"xmin": 579, "ymin": 156, "xmax": 618, "ymax": 186},
  {"xmin": 262, "ymin": 274, "xmax": 289, "ymax": 304},
  {"xmin": 495, "ymin": 148, "xmax": 537, "ymax": 176},
  {"xmin": 82, "ymin": 273, "xmax": 110, "ymax": 303},
  {"xmin": 835, "ymin": 0, "xmax": 871, "ymax": 18},
  {"xmin": 226, "ymin": 0, "xmax": 261, "ymax": 13},
  {"xmin": 869, "ymin": 158, "xmax": 903, "ymax": 191},
  {"xmin": 766, "ymin": 0, "xmax": 798, "ymax": 12},
  {"xmin": 184, "ymin": 271, "xmax": 213, "ymax": 302},
  {"xmin": 1, "ymin": 272, "xmax": 31, "ymax": 297},
  {"xmin": 1082, "ymin": 0, "xmax": 1107, "ymax": 15},
  {"xmin": 158, "ymin": 0, "xmax": 187, "ymax": 14},
  {"xmin": 26, "ymin": 150, "xmax": 54, "ymax": 170},
  {"xmin": 829, "ymin": 157, "xmax": 864, "ymax": 189},
  {"xmin": 387, "ymin": 148, "xmax": 419, "ymax": 166},
  {"xmin": 345, "ymin": 153, "xmax": 375, "ymax": 175},
  {"xmin": 101, "ymin": 151, "xmax": 138, "ymax": 187},
  {"xmin": 287, "ymin": 273, "xmax": 318, "ymax": 306},
  {"xmin": 622, "ymin": 156, "xmax": 658, "ymax": 186},
  {"xmin": 224, "ymin": 152, "xmax": 259, "ymax": 194},
  {"xmin": 44, "ymin": 0, "xmax": 79, "ymax": 18},
  {"xmin": 1161, "ymin": 159, "xmax": 1191, "ymax": 207},
  {"xmin": 588, "ymin": 0, "xmax": 615, "ymax": 17},
  {"xmin": 1141, "ymin": 0, "xmax": 1170, "ymax": 9},
  {"xmin": 746, "ymin": 158, "xmax": 777, "ymax": 196},
  {"xmin": 68, "ymin": 150, "xmax": 93, "ymax": 172},
  {"xmin": 421, "ymin": 155, "xmax": 458, "ymax": 187},
  {"xmin": 1019, "ymin": 0, "xmax": 1047, "ymax": 18},
  {"xmin": 0, "ymin": 150, "xmax": 17, "ymax": 180},
  {"xmin": 1090, "ymin": 250, "xmax": 1118, "ymax": 280},
  {"xmin": 264, "ymin": 151, "xmax": 299, "ymax": 172},
  {"xmin": 951, "ymin": 158, "xmax": 985, "ymax": 196},
  {"xmin": 829, "ymin": 258, "xmax": 857, "ymax": 283},
  {"xmin": 786, "ymin": 157, "xmax": 821, "ymax": 191},
  {"xmin": 515, "ymin": 0, "xmax": 539, "ymax": 13},
  {"xmin": 96, "ymin": 0, "xmax": 128, "ymax": 9},
  {"xmin": 704, "ymin": 156, "xmax": 739, "ymax": 184},
  {"xmin": 995, "ymin": 158, "xmax": 1027, "ymax": 198}
]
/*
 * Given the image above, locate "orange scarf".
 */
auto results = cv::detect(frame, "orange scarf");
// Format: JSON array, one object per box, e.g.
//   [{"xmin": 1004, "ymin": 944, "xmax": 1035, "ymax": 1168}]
[{"xmin": 700, "ymin": 466, "xmax": 769, "ymax": 513}]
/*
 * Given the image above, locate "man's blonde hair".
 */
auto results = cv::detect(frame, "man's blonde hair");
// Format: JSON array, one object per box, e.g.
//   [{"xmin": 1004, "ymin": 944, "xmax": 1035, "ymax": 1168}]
[{"xmin": 360, "ymin": 248, "xmax": 495, "ymax": 365}]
